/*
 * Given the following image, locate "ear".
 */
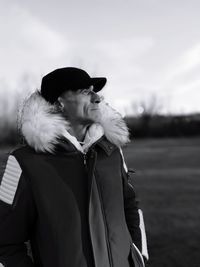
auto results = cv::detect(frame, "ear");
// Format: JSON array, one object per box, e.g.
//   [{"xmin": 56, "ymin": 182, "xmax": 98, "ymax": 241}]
[
  {"xmin": 57, "ymin": 97, "xmax": 64, "ymax": 109},
  {"xmin": 58, "ymin": 96, "xmax": 62, "ymax": 102}
]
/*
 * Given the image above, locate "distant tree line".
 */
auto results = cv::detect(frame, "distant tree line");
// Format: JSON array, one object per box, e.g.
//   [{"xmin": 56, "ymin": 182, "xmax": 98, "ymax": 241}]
[
  {"xmin": 0, "ymin": 121, "xmax": 19, "ymax": 146},
  {"xmin": 125, "ymin": 113, "xmax": 200, "ymax": 138},
  {"xmin": 126, "ymin": 93, "xmax": 200, "ymax": 138},
  {"xmin": 0, "ymin": 113, "xmax": 200, "ymax": 147},
  {"xmin": 1, "ymin": 90, "xmax": 200, "ymax": 146}
]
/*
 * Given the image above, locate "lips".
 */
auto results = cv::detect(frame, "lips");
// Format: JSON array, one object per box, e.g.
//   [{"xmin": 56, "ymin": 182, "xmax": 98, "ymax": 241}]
[{"xmin": 90, "ymin": 107, "xmax": 99, "ymax": 110}]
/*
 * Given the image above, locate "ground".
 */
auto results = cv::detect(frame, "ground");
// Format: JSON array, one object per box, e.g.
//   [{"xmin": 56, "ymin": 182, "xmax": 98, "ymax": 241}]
[
  {"xmin": 1, "ymin": 138, "xmax": 200, "ymax": 267},
  {"xmin": 123, "ymin": 138, "xmax": 200, "ymax": 267}
]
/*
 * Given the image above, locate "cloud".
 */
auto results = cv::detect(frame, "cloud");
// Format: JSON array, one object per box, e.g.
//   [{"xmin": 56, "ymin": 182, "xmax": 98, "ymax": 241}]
[
  {"xmin": 57, "ymin": 37, "xmax": 155, "ymax": 99},
  {"xmin": 0, "ymin": 3, "xmax": 68, "ymax": 90},
  {"xmin": 0, "ymin": 2, "xmax": 155, "ymax": 116},
  {"xmin": 97, "ymin": 37, "xmax": 154, "ymax": 61},
  {"xmin": 1, "ymin": 0, "xmax": 199, "ymax": 114},
  {"xmin": 153, "ymin": 43, "xmax": 200, "ymax": 114},
  {"xmin": 165, "ymin": 43, "xmax": 200, "ymax": 81},
  {"xmin": 95, "ymin": 37, "xmax": 154, "ymax": 84}
]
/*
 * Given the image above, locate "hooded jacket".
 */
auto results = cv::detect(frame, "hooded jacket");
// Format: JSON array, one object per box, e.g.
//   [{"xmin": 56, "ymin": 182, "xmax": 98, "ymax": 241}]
[{"xmin": 0, "ymin": 92, "xmax": 148, "ymax": 267}]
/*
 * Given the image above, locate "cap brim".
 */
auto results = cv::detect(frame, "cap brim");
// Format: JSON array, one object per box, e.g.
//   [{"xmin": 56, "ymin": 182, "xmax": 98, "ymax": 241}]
[{"xmin": 91, "ymin": 77, "xmax": 107, "ymax": 92}]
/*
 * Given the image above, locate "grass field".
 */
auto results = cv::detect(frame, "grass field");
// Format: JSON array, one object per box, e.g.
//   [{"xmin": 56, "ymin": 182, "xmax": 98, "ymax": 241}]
[
  {"xmin": 1, "ymin": 138, "xmax": 200, "ymax": 267},
  {"xmin": 123, "ymin": 138, "xmax": 200, "ymax": 267}
]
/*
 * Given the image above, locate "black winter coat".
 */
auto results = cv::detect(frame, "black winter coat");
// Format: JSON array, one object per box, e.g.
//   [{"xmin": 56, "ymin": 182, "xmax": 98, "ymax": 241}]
[{"xmin": 0, "ymin": 92, "xmax": 148, "ymax": 267}]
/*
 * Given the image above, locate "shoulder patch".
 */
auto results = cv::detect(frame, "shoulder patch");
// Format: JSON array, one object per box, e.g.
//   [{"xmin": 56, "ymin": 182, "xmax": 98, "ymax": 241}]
[{"xmin": 0, "ymin": 155, "xmax": 22, "ymax": 205}]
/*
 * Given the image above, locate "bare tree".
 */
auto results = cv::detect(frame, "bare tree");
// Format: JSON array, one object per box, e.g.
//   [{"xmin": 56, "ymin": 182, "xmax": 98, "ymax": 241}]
[
  {"xmin": 132, "ymin": 93, "xmax": 163, "ymax": 117},
  {"xmin": 131, "ymin": 93, "xmax": 163, "ymax": 136}
]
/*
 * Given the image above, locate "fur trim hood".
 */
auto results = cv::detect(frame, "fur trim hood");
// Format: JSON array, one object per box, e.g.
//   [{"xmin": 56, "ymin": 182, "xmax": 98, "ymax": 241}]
[{"xmin": 18, "ymin": 91, "xmax": 130, "ymax": 153}]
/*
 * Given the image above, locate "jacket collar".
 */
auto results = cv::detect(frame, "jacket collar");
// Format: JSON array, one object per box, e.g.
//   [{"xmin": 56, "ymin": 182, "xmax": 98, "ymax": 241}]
[
  {"xmin": 96, "ymin": 137, "xmax": 118, "ymax": 156},
  {"xmin": 56, "ymin": 136, "xmax": 116, "ymax": 156},
  {"xmin": 19, "ymin": 91, "xmax": 130, "ymax": 153}
]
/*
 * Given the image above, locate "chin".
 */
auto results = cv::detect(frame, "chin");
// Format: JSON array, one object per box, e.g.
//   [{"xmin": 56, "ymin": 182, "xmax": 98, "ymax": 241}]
[{"xmin": 88, "ymin": 111, "xmax": 102, "ymax": 122}]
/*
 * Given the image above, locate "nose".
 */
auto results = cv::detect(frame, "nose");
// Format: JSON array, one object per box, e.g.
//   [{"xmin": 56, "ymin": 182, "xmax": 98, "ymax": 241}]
[{"xmin": 91, "ymin": 92, "xmax": 102, "ymax": 104}]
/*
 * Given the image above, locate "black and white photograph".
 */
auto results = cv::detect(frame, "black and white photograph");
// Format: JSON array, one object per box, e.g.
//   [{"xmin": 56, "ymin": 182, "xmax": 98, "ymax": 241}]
[{"xmin": 0, "ymin": 0, "xmax": 200, "ymax": 267}]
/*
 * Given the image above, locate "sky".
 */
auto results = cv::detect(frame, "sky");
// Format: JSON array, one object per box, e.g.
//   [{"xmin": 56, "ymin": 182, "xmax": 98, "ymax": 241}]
[{"xmin": 0, "ymin": 0, "xmax": 200, "ymax": 115}]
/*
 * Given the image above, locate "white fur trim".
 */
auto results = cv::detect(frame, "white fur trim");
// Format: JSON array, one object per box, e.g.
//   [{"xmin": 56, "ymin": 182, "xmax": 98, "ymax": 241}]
[
  {"xmin": 0, "ymin": 156, "xmax": 22, "ymax": 205},
  {"xmin": 97, "ymin": 102, "xmax": 130, "ymax": 147},
  {"xmin": 19, "ymin": 91, "xmax": 71, "ymax": 153},
  {"xmin": 19, "ymin": 92, "xmax": 130, "ymax": 153}
]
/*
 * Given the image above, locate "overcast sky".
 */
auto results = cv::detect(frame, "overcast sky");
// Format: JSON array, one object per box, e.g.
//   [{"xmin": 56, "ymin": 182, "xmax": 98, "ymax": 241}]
[{"xmin": 1, "ymin": 0, "xmax": 200, "ymax": 115}]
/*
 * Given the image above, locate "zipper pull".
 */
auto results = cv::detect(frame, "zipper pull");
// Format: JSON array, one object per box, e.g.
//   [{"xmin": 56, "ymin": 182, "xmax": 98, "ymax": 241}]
[{"xmin": 83, "ymin": 153, "xmax": 87, "ymax": 165}]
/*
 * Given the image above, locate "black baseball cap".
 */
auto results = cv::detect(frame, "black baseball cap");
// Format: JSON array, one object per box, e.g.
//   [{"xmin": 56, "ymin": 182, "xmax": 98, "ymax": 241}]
[{"xmin": 41, "ymin": 67, "xmax": 107, "ymax": 104}]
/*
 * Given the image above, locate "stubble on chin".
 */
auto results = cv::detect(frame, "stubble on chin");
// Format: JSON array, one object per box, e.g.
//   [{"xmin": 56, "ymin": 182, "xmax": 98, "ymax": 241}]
[{"xmin": 88, "ymin": 109, "xmax": 102, "ymax": 123}]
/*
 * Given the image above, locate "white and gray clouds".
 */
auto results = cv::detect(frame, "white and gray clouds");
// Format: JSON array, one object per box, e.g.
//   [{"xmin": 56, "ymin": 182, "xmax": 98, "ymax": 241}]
[{"xmin": 0, "ymin": 0, "xmax": 200, "ymax": 114}]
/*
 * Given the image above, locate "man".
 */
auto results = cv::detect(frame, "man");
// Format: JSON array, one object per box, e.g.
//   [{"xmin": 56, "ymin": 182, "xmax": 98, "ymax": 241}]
[{"xmin": 0, "ymin": 67, "xmax": 148, "ymax": 267}]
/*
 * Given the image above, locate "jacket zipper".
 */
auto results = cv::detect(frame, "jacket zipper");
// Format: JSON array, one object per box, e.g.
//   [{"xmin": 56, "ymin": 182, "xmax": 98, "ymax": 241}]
[
  {"xmin": 82, "ymin": 150, "xmax": 113, "ymax": 267},
  {"xmin": 81, "ymin": 151, "xmax": 96, "ymax": 267},
  {"xmin": 83, "ymin": 152, "xmax": 87, "ymax": 165},
  {"xmin": 94, "ymin": 171, "xmax": 113, "ymax": 267}
]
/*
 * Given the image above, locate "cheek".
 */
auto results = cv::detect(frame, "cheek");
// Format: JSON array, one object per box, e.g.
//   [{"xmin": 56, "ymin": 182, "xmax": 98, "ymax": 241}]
[
  {"xmin": 83, "ymin": 104, "xmax": 90, "ymax": 116},
  {"xmin": 70, "ymin": 95, "xmax": 91, "ymax": 117},
  {"xmin": 76, "ymin": 103, "xmax": 87, "ymax": 117},
  {"xmin": 82, "ymin": 101, "xmax": 91, "ymax": 115}
]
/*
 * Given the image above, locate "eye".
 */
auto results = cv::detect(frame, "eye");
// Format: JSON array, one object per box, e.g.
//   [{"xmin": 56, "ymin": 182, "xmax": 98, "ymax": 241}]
[{"xmin": 80, "ymin": 89, "xmax": 91, "ymax": 95}]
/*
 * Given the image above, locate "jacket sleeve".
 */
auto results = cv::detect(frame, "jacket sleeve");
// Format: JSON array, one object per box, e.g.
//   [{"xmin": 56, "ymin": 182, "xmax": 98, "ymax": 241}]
[
  {"xmin": 0, "ymin": 155, "xmax": 37, "ymax": 267},
  {"xmin": 119, "ymin": 148, "xmax": 149, "ymax": 261}
]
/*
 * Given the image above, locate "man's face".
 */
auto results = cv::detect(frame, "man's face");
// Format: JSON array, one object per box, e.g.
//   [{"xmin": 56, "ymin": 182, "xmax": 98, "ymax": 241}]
[{"xmin": 58, "ymin": 86, "xmax": 103, "ymax": 124}]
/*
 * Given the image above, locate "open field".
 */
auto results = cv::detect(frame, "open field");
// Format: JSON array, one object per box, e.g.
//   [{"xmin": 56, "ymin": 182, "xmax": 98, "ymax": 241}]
[
  {"xmin": 123, "ymin": 138, "xmax": 200, "ymax": 267},
  {"xmin": 1, "ymin": 138, "xmax": 200, "ymax": 267}
]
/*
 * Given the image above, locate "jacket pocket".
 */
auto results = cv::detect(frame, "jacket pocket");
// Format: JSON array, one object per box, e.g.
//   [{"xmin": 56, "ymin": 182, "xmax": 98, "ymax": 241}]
[{"xmin": 128, "ymin": 242, "xmax": 145, "ymax": 267}]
